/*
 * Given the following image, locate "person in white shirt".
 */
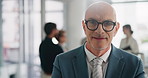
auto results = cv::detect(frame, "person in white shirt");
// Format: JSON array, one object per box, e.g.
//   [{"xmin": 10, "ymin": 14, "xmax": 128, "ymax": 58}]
[{"xmin": 120, "ymin": 24, "xmax": 139, "ymax": 53}]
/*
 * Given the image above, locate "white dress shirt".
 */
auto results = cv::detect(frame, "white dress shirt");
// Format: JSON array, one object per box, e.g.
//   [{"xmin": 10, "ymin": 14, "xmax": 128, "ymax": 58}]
[
  {"xmin": 120, "ymin": 36, "xmax": 139, "ymax": 53},
  {"xmin": 84, "ymin": 44, "xmax": 111, "ymax": 78}
]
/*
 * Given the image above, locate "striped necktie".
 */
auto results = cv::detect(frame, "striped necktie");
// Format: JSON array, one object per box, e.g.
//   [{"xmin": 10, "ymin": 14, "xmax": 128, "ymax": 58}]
[{"xmin": 91, "ymin": 58, "xmax": 103, "ymax": 78}]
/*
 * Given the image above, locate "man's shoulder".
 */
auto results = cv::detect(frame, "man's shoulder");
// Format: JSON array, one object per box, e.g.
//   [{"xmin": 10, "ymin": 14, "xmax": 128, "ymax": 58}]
[
  {"xmin": 57, "ymin": 46, "xmax": 84, "ymax": 59},
  {"xmin": 115, "ymin": 47, "xmax": 140, "ymax": 62},
  {"xmin": 40, "ymin": 39, "xmax": 51, "ymax": 45}
]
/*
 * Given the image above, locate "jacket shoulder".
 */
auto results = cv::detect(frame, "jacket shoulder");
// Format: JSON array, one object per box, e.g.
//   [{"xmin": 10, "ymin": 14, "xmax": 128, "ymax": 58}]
[
  {"xmin": 58, "ymin": 46, "xmax": 84, "ymax": 59},
  {"xmin": 116, "ymin": 48, "xmax": 141, "ymax": 64}
]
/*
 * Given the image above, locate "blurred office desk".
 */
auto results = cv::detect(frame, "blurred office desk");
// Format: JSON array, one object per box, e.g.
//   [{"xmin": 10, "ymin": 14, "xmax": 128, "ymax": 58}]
[
  {"xmin": 0, "ymin": 63, "xmax": 27, "ymax": 78},
  {"xmin": 133, "ymin": 52, "xmax": 145, "ymax": 63},
  {"xmin": 0, "ymin": 64, "xmax": 17, "ymax": 78}
]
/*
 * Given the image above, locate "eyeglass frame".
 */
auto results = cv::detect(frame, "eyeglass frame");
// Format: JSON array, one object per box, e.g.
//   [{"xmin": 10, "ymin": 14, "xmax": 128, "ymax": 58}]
[{"xmin": 84, "ymin": 19, "xmax": 116, "ymax": 32}]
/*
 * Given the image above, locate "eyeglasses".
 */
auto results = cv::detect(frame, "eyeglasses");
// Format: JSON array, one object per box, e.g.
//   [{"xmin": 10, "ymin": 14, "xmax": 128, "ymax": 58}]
[{"xmin": 85, "ymin": 19, "xmax": 116, "ymax": 32}]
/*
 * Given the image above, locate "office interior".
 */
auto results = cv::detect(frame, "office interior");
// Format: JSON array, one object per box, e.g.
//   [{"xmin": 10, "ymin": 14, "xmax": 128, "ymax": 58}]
[{"xmin": 0, "ymin": 0, "xmax": 148, "ymax": 78}]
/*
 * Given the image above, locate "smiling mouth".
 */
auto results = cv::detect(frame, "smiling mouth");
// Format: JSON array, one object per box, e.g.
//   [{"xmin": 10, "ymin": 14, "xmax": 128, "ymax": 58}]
[{"xmin": 92, "ymin": 37, "xmax": 106, "ymax": 40}]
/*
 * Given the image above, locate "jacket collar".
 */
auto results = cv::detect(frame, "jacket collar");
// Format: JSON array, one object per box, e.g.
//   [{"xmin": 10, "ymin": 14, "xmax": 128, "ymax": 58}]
[
  {"xmin": 72, "ymin": 44, "xmax": 125, "ymax": 78},
  {"xmin": 105, "ymin": 45, "xmax": 125, "ymax": 78},
  {"xmin": 72, "ymin": 45, "xmax": 89, "ymax": 78}
]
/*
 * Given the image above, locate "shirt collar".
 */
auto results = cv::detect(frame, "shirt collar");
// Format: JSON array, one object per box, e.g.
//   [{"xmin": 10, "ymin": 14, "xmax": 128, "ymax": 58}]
[{"xmin": 84, "ymin": 43, "xmax": 111, "ymax": 63}]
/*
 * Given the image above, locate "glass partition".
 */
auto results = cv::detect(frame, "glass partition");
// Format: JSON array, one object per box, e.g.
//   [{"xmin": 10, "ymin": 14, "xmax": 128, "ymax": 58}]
[{"xmin": 2, "ymin": 0, "xmax": 20, "ymax": 63}]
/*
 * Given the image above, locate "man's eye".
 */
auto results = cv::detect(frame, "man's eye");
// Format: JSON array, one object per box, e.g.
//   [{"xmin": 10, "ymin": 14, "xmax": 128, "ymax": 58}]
[
  {"xmin": 90, "ymin": 21, "xmax": 97, "ymax": 24},
  {"xmin": 104, "ymin": 22, "xmax": 113, "ymax": 26}
]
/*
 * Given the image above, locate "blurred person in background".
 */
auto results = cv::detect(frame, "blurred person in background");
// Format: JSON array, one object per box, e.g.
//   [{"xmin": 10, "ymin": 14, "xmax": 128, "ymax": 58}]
[
  {"xmin": 55, "ymin": 30, "xmax": 68, "ymax": 52},
  {"xmin": 39, "ymin": 22, "xmax": 63, "ymax": 78},
  {"xmin": 120, "ymin": 24, "xmax": 139, "ymax": 53}
]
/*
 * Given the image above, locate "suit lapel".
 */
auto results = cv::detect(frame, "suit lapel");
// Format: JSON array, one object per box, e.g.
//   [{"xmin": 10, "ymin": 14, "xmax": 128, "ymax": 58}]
[
  {"xmin": 71, "ymin": 45, "xmax": 125, "ymax": 78},
  {"xmin": 72, "ymin": 46, "xmax": 89, "ymax": 78},
  {"xmin": 105, "ymin": 45, "xmax": 125, "ymax": 78}
]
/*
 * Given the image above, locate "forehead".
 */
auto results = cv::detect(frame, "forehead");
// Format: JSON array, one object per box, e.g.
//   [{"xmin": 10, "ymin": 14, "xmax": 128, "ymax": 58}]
[{"xmin": 85, "ymin": 2, "xmax": 116, "ymax": 21}]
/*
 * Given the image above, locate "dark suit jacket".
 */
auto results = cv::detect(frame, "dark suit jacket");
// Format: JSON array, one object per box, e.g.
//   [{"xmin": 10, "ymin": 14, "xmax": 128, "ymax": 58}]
[
  {"xmin": 39, "ymin": 37, "xmax": 63, "ymax": 74},
  {"xmin": 52, "ymin": 45, "xmax": 145, "ymax": 78}
]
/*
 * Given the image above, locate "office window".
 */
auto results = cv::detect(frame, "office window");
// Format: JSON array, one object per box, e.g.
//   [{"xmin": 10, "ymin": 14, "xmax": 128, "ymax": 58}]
[
  {"xmin": 45, "ymin": 0, "xmax": 64, "ymax": 29},
  {"xmin": 112, "ymin": 0, "xmax": 148, "ymax": 3},
  {"xmin": 2, "ymin": 0, "xmax": 20, "ymax": 63}
]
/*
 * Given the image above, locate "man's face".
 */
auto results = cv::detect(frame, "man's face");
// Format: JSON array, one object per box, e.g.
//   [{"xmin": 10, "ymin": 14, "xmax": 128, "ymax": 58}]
[
  {"xmin": 53, "ymin": 29, "xmax": 59, "ymax": 37},
  {"xmin": 60, "ymin": 32, "xmax": 67, "ymax": 43},
  {"xmin": 82, "ymin": 3, "xmax": 119, "ymax": 51}
]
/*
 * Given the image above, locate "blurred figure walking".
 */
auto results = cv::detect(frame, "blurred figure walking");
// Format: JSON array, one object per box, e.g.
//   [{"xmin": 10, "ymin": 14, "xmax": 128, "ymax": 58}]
[{"xmin": 39, "ymin": 22, "xmax": 63, "ymax": 78}]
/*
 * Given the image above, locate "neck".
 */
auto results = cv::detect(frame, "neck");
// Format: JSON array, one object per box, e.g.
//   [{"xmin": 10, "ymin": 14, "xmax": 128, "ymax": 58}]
[
  {"xmin": 47, "ymin": 35, "xmax": 53, "ymax": 39},
  {"xmin": 126, "ymin": 34, "xmax": 131, "ymax": 39},
  {"xmin": 86, "ymin": 43, "xmax": 110, "ymax": 57}
]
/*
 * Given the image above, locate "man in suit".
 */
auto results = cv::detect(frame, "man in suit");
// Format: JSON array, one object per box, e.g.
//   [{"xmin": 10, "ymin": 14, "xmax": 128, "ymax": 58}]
[
  {"xmin": 39, "ymin": 22, "xmax": 63, "ymax": 78},
  {"xmin": 52, "ymin": 1, "xmax": 145, "ymax": 78}
]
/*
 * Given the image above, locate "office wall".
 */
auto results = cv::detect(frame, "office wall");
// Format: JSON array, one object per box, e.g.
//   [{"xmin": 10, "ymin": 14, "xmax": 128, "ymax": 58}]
[{"xmin": 66, "ymin": 0, "xmax": 87, "ymax": 50}]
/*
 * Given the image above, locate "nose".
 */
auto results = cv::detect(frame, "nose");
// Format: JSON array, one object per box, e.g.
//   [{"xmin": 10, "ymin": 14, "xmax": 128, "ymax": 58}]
[{"xmin": 94, "ymin": 24, "xmax": 105, "ymax": 34}]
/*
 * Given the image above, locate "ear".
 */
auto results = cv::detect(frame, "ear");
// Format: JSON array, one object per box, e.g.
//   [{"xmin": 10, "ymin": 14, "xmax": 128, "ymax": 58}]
[
  {"xmin": 82, "ymin": 20, "xmax": 86, "ymax": 32},
  {"xmin": 114, "ymin": 22, "xmax": 120, "ymax": 36}
]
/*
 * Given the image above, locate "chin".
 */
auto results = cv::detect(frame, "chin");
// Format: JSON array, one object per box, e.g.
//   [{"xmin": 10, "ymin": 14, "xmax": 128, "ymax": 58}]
[{"xmin": 91, "ymin": 44, "xmax": 108, "ymax": 51}]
